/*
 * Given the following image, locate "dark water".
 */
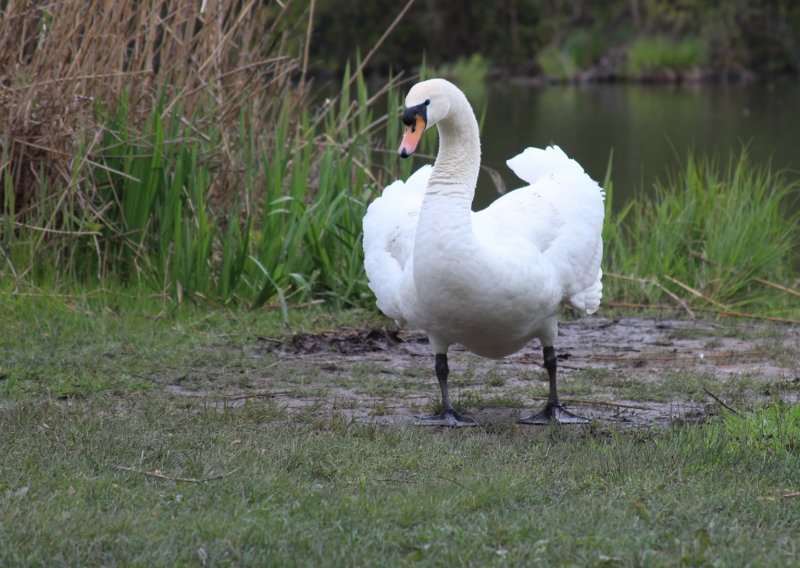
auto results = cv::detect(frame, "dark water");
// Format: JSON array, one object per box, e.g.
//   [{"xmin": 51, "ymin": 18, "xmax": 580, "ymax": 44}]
[{"xmin": 474, "ymin": 80, "xmax": 800, "ymax": 210}]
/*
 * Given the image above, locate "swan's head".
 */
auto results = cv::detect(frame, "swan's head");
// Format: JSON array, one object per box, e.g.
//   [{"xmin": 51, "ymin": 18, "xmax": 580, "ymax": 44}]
[{"xmin": 399, "ymin": 79, "xmax": 453, "ymax": 158}]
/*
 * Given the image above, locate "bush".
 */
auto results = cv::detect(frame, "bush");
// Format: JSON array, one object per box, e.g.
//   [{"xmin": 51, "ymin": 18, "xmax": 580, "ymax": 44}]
[{"xmin": 625, "ymin": 37, "xmax": 707, "ymax": 77}]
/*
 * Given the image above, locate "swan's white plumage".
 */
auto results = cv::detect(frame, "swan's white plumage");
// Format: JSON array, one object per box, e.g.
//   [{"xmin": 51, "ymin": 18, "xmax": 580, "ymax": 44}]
[{"xmin": 363, "ymin": 80, "xmax": 604, "ymax": 362}]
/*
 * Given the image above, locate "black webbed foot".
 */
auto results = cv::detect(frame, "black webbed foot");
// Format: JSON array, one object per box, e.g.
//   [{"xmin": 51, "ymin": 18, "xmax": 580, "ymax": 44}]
[
  {"xmin": 415, "ymin": 409, "xmax": 479, "ymax": 427},
  {"xmin": 519, "ymin": 402, "xmax": 589, "ymax": 425}
]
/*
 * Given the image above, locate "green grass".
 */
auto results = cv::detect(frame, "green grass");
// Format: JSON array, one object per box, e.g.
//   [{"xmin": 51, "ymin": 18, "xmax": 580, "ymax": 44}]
[
  {"xmin": 537, "ymin": 45, "xmax": 581, "ymax": 81},
  {"xmin": 0, "ymin": 284, "xmax": 380, "ymax": 402},
  {"xmin": 1, "ymin": 289, "xmax": 799, "ymax": 565},
  {"xmin": 537, "ymin": 27, "xmax": 623, "ymax": 81},
  {"xmin": 625, "ymin": 36, "xmax": 707, "ymax": 77},
  {"xmin": 2, "ymin": 395, "xmax": 799, "ymax": 566},
  {"xmin": 4, "ymin": 3, "xmax": 798, "ymax": 320},
  {"xmin": 2, "ymin": 3, "xmax": 406, "ymax": 312},
  {"xmin": 603, "ymin": 151, "xmax": 800, "ymax": 318}
]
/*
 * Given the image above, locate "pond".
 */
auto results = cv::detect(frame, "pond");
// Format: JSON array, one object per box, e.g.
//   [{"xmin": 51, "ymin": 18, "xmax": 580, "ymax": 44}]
[{"xmin": 474, "ymin": 79, "xmax": 800, "ymax": 210}]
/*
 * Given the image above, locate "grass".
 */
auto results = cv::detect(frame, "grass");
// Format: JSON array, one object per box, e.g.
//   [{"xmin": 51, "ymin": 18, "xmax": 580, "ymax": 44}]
[
  {"xmin": 1, "ymin": 289, "xmax": 799, "ymax": 564},
  {"xmin": 2, "ymin": 394, "xmax": 799, "ymax": 566},
  {"xmin": 537, "ymin": 45, "xmax": 581, "ymax": 81},
  {"xmin": 3, "ymin": 67, "xmax": 387, "ymax": 310},
  {"xmin": 432, "ymin": 53, "xmax": 491, "ymax": 102},
  {"xmin": 537, "ymin": 27, "xmax": 621, "ymax": 81},
  {"xmin": 0, "ymin": 284, "xmax": 380, "ymax": 402},
  {"xmin": 537, "ymin": 32, "xmax": 706, "ymax": 81},
  {"xmin": 625, "ymin": 36, "xmax": 707, "ymax": 77},
  {"xmin": 603, "ymin": 151, "xmax": 800, "ymax": 319}
]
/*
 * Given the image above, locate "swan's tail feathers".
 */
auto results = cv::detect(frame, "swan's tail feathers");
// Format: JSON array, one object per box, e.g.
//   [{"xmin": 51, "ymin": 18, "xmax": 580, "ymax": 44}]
[
  {"xmin": 362, "ymin": 165, "xmax": 431, "ymax": 323},
  {"xmin": 507, "ymin": 146, "xmax": 605, "ymax": 198},
  {"xmin": 569, "ymin": 269, "xmax": 603, "ymax": 315}
]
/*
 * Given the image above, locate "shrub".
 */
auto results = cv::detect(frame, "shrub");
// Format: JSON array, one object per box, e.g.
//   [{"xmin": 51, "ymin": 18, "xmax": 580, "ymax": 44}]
[{"xmin": 625, "ymin": 37, "xmax": 707, "ymax": 77}]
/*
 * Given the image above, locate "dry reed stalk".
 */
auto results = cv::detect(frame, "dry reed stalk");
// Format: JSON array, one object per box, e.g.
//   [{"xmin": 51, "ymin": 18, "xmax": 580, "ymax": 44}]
[
  {"xmin": 754, "ymin": 278, "xmax": 800, "ymax": 298},
  {"xmin": 689, "ymin": 251, "xmax": 800, "ymax": 299},
  {"xmin": 112, "ymin": 464, "xmax": 243, "ymax": 483},
  {"xmin": 605, "ymin": 272, "xmax": 696, "ymax": 318},
  {"xmin": 1, "ymin": 0, "xmax": 299, "ymax": 216},
  {"xmin": 663, "ymin": 275, "xmax": 731, "ymax": 311}
]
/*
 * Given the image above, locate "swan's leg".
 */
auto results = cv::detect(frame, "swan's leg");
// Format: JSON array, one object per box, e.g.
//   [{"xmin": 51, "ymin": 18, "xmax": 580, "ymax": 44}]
[
  {"xmin": 415, "ymin": 353, "xmax": 478, "ymax": 427},
  {"xmin": 519, "ymin": 346, "xmax": 589, "ymax": 425}
]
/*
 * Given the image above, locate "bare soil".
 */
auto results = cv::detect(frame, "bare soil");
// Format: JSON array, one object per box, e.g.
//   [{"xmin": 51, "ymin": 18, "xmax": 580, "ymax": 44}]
[{"xmin": 177, "ymin": 317, "xmax": 800, "ymax": 428}]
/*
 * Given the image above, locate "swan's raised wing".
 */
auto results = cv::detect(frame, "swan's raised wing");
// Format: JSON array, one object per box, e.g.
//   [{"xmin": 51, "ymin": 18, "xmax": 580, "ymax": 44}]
[
  {"xmin": 362, "ymin": 165, "xmax": 431, "ymax": 323},
  {"xmin": 475, "ymin": 146, "xmax": 605, "ymax": 314}
]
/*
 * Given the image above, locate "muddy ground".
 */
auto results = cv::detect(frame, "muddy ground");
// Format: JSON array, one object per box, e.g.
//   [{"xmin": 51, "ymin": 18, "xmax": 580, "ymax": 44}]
[{"xmin": 173, "ymin": 316, "xmax": 800, "ymax": 428}]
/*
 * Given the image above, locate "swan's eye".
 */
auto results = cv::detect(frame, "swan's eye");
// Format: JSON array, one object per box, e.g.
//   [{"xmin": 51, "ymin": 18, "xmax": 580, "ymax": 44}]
[
  {"xmin": 424, "ymin": 99, "xmax": 430, "ymax": 106},
  {"xmin": 402, "ymin": 102, "xmax": 429, "ymax": 128}
]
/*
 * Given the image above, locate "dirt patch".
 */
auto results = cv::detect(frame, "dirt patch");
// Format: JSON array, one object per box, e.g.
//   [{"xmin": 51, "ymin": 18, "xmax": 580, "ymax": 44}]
[
  {"xmin": 177, "ymin": 317, "xmax": 800, "ymax": 428},
  {"xmin": 282, "ymin": 327, "xmax": 411, "ymax": 355}
]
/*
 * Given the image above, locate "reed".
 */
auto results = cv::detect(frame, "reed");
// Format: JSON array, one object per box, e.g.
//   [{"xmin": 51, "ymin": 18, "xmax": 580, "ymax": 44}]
[
  {"xmin": 604, "ymin": 151, "xmax": 800, "ymax": 317},
  {"xmin": 0, "ymin": 1, "xmax": 407, "ymax": 310}
]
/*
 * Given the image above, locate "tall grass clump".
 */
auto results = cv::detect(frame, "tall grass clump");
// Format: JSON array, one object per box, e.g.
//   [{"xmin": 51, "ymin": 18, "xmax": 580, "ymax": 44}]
[
  {"xmin": 537, "ymin": 28, "xmax": 622, "ymax": 81},
  {"xmin": 716, "ymin": 402, "xmax": 800, "ymax": 456},
  {"xmin": 537, "ymin": 46, "xmax": 581, "ymax": 81},
  {"xmin": 0, "ymin": 1, "xmax": 409, "ymax": 309},
  {"xmin": 625, "ymin": 36, "xmax": 706, "ymax": 78},
  {"xmin": 432, "ymin": 54, "xmax": 490, "ymax": 101},
  {"xmin": 604, "ymin": 151, "xmax": 800, "ymax": 317}
]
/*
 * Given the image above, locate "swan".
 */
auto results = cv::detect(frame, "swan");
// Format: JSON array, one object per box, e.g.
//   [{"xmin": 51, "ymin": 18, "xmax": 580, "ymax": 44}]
[{"xmin": 362, "ymin": 78, "xmax": 605, "ymax": 426}]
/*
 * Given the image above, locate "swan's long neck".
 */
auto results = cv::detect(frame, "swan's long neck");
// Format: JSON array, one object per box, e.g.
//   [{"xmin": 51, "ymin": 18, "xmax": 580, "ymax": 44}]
[
  {"xmin": 428, "ymin": 91, "xmax": 481, "ymax": 196},
  {"xmin": 418, "ymin": 88, "xmax": 481, "ymax": 246}
]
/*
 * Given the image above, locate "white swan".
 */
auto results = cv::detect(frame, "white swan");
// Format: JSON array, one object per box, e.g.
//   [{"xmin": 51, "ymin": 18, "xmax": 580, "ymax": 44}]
[{"xmin": 363, "ymin": 79, "xmax": 605, "ymax": 426}]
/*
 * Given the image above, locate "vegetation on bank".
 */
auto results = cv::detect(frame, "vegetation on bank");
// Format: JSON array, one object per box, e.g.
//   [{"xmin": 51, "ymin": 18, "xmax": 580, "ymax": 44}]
[
  {"xmin": 624, "ymin": 37, "xmax": 707, "ymax": 79},
  {"xmin": 1, "ymin": 1, "xmax": 404, "ymax": 310},
  {"xmin": 603, "ymin": 153, "xmax": 800, "ymax": 319},
  {"xmin": 311, "ymin": 0, "xmax": 800, "ymax": 81}
]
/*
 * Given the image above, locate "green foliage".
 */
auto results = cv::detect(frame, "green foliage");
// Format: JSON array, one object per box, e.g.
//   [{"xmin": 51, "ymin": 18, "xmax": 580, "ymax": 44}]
[
  {"xmin": 626, "ymin": 36, "xmax": 707, "ymax": 76},
  {"xmin": 308, "ymin": 1, "xmax": 800, "ymax": 77},
  {"xmin": 604, "ymin": 151, "xmax": 800, "ymax": 315},
  {"xmin": 537, "ymin": 45, "xmax": 580, "ymax": 80},
  {"xmin": 717, "ymin": 403, "xmax": 800, "ymax": 454},
  {"xmin": 432, "ymin": 54, "xmax": 490, "ymax": 101},
  {"xmin": 311, "ymin": 0, "xmax": 546, "ymax": 73},
  {"xmin": 537, "ymin": 27, "xmax": 625, "ymax": 80},
  {"xmin": 1, "ymin": 1, "xmax": 387, "ymax": 310}
]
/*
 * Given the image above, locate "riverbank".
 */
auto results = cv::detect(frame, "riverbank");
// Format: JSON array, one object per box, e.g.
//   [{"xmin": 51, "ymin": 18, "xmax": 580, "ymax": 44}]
[
  {"xmin": 309, "ymin": 1, "xmax": 800, "ymax": 84},
  {"xmin": 2, "ymin": 295, "xmax": 799, "ymax": 565}
]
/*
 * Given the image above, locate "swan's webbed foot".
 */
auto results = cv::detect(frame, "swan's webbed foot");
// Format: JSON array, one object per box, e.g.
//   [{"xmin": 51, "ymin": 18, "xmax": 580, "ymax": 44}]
[
  {"xmin": 415, "ymin": 409, "xmax": 478, "ymax": 427},
  {"xmin": 519, "ymin": 402, "xmax": 589, "ymax": 425}
]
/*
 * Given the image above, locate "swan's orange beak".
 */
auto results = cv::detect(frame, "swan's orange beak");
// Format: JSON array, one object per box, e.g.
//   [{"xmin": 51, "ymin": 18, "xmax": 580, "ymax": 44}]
[{"xmin": 399, "ymin": 114, "xmax": 425, "ymax": 158}]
